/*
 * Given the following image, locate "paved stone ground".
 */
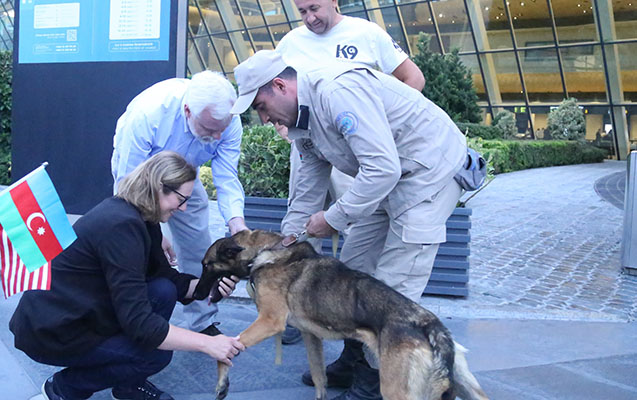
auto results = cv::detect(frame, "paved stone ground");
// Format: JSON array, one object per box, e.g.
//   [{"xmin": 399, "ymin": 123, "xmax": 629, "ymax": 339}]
[
  {"xmin": 429, "ymin": 161, "xmax": 637, "ymax": 322},
  {"xmin": 4, "ymin": 161, "xmax": 637, "ymax": 400},
  {"xmin": 209, "ymin": 161, "xmax": 637, "ymax": 322},
  {"xmin": 594, "ymin": 170, "xmax": 626, "ymax": 210},
  {"xmin": 208, "ymin": 161, "xmax": 637, "ymax": 323}
]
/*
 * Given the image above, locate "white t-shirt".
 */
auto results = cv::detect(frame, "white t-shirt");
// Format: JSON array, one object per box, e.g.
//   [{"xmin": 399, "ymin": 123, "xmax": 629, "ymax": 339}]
[{"xmin": 276, "ymin": 15, "xmax": 408, "ymax": 75}]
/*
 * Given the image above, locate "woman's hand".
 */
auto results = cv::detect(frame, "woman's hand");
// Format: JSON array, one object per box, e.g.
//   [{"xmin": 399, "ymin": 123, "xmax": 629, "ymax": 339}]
[
  {"xmin": 203, "ymin": 334, "xmax": 245, "ymax": 366},
  {"xmin": 161, "ymin": 236, "xmax": 178, "ymax": 266},
  {"xmin": 159, "ymin": 325, "xmax": 245, "ymax": 366}
]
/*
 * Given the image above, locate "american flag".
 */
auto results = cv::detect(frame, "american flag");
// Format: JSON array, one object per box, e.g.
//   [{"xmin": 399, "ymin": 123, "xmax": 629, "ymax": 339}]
[{"xmin": 0, "ymin": 223, "xmax": 51, "ymax": 298}]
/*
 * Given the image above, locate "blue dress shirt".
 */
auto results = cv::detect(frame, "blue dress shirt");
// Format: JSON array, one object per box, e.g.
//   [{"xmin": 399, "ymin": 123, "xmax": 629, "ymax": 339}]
[{"xmin": 111, "ymin": 78, "xmax": 244, "ymax": 222}]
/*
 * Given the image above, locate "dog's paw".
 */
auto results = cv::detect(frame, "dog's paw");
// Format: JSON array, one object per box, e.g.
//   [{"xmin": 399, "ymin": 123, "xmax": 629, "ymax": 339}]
[
  {"xmin": 215, "ymin": 376, "xmax": 230, "ymax": 400},
  {"xmin": 314, "ymin": 386, "xmax": 328, "ymax": 400}
]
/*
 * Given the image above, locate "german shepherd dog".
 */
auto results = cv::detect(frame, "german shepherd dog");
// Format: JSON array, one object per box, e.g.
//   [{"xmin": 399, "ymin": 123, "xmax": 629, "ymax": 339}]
[{"xmin": 194, "ymin": 230, "xmax": 488, "ymax": 400}]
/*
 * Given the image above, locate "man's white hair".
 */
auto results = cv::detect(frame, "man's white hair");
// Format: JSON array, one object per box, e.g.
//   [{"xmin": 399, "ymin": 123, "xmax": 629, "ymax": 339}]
[{"xmin": 185, "ymin": 70, "xmax": 237, "ymax": 120}]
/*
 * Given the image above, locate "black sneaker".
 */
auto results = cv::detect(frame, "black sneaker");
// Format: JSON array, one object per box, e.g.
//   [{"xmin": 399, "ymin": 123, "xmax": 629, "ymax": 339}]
[
  {"xmin": 199, "ymin": 321, "xmax": 222, "ymax": 336},
  {"xmin": 281, "ymin": 324, "xmax": 303, "ymax": 345},
  {"xmin": 111, "ymin": 380, "xmax": 173, "ymax": 400},
  {"xmin": 41, "ymin": 375, "xmax": 66, "ymax": 400}
]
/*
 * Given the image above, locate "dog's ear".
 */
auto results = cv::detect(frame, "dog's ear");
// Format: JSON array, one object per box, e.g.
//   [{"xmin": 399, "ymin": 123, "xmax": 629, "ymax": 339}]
[{"xmin": 217, "ymin": 238, "xmax": 245, "ymax": 262}]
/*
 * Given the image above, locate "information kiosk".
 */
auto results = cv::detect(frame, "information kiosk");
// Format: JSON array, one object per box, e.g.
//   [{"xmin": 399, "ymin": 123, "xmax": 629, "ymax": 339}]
[{"xmin": 12, "ymin": 0, "xmax": 187, "ymax": 213}]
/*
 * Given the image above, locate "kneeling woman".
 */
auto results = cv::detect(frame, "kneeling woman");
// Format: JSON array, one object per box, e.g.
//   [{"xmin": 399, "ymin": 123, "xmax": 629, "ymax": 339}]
[{"xmin": 10, "ymin": 151, "xmax": 244, "ymax": 400}]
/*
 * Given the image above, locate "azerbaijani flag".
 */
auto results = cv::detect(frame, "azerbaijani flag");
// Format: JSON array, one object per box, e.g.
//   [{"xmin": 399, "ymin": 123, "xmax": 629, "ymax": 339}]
[{"xmin": 0, "ymin": 164, "xmax": 76, "ymax": 274}]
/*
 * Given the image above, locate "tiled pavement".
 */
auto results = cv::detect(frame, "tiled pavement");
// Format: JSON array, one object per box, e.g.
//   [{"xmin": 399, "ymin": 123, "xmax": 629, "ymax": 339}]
[
  {"xmin": 222, "ymin": 160, "xmax": 637, "ymax": 322},
  {"xmin": 3, "ymin": 160, "xmax": 637, "ymax": 400},
  {"xmin": 424, "ymin": 160, "xmax": 637, "ymax": 322},
  {"xmin": 594, "ymin": 170, "xmax": 626, "ymax": 210}
]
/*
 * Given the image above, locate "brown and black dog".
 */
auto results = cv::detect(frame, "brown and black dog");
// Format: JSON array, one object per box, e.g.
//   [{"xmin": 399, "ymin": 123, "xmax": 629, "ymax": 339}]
[{"xmin": 195, "ymin": 230, "xmax": 488, "ymax": 400}]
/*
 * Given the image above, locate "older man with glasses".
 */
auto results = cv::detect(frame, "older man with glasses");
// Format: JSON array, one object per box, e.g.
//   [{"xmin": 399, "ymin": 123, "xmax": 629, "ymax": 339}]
[{"xmin": 111, "ymin": 71, "xmax": 249, "ymax": 338}]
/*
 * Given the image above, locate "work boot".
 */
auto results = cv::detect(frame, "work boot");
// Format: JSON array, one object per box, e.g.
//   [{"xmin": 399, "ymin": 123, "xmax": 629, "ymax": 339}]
[
  {"xmin": 330, "ymin": 359, "xmax": 382, "ymax": 400},
  {"xmin": 199, "ymin": 321, "xmax": 222, "ymax": 336},
  {"xmin": 302, "ymin": 339, "xmax": 363, "ymax": 388}
]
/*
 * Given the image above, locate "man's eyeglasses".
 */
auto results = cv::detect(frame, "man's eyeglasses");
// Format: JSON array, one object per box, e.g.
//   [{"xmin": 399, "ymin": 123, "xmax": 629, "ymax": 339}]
[{"xmin": 163, "ymin": 184, "xmax": 191, "ymax": 207}]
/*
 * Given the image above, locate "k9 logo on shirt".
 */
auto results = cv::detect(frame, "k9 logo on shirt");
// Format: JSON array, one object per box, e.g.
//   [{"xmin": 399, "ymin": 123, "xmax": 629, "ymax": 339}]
[{"xmin": 336, "ymin": 44, "xmax": 358, "ymax": 60}]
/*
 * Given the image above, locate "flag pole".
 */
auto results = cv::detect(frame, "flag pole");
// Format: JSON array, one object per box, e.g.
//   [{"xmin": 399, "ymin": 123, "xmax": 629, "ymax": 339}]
[{"xmin": 0, "ymin": 162, "xmax": 49, "ymax": 195}]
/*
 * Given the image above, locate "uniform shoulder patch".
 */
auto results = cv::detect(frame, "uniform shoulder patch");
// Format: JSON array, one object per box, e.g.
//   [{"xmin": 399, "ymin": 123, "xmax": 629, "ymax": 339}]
[{"xmin": 335, "ymin": 111, "xmax": 359, "ymax": 136}]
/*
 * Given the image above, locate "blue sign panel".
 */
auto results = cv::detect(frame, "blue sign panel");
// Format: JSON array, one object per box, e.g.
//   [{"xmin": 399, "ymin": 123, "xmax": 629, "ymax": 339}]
[{"xmin": 19, "ymin": 0, "xmax": 170, "ymax": 63}]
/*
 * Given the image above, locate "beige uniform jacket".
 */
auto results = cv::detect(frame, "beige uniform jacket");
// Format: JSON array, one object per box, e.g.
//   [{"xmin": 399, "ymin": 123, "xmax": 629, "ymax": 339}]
[{"xmin": 282, "ymin": 65, "xmax": 466, "ymax": 235}]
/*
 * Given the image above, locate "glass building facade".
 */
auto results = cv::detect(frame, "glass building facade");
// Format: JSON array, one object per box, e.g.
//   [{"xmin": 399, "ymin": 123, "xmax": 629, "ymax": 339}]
[
  {"xmin": 2, "ymin": 1, "xmax": 637, "ymax": 157},
  {"xmin": 0, "ymin": 1, "xmax": 12, "ymax": 52}
]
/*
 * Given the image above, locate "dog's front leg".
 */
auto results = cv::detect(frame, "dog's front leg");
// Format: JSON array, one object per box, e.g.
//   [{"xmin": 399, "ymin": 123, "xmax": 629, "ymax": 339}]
[
  {"xmin": 239, "ymin": 312, "xmax": 287, "ymax": 347},
  {"xmin": 214, "ymin": 309, "xmax": 287, "ymax": 399},
  {"xmin": 215, "ymin": 362, "xmax": 230, "ymax": 400},
  {"xmin": 240, "ymin": 289, "xmax": 289, "ymax": 346},
  {"xmin": 302, "ymin": 332, "xmax": 327, "ymax": 400}
]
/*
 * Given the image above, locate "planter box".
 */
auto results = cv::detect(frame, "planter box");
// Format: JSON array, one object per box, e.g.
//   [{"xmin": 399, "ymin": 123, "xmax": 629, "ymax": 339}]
[{"xmin": 243, "ymin": 197, "xmax": 470, "ymax": 297}]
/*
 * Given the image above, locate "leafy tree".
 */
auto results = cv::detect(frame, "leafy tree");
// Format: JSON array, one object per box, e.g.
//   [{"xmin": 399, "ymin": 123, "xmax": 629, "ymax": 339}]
[
  {"xmin": 547, "ymin": 98, "xmax": 586, "ymax": 141},
  {"xmin": 493, "ymin": 110, "xmax": 517, "ymax": 139},
  {"xmin": 412, "ymin": 33, "xmax": 482, "ymax": 123},
  {"xmin": 0, "ymin": 51, "xmax": 11, "ymax": 185},
  {"xmin": 230, "ymin": 81, "xmax": 253, "ymax": 126}
]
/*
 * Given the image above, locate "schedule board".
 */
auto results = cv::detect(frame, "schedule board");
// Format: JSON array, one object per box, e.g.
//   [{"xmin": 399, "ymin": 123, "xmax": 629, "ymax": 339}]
[{"xmin": 18, "ymin": 0, "xmax": 170, "ymax": 64}]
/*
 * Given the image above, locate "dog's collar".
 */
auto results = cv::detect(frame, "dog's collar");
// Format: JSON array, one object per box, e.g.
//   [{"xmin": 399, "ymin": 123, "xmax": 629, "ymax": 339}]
[{"xmin": 280, "ymin": 230, "xmax": 308, "ymax": 247}]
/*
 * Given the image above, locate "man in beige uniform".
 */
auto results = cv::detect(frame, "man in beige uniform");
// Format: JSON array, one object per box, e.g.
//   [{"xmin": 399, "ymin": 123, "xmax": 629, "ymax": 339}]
[
  {"xmin": 231, "ymin": 51, "xmax": 466, "ymax": 400},
  {"xmin": 276, "ymin": 0, "xmax": 425, "ymax": 347}
]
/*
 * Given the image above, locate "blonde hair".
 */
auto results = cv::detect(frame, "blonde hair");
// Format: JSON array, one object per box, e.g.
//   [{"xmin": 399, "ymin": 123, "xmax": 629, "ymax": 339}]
[{"xmin": 117, "ymin": 151, "xmax": 197, "ymax": 223}]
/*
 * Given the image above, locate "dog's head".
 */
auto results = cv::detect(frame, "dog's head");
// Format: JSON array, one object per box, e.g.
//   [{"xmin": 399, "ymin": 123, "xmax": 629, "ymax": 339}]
[{"xmin": 192, "ymin": 230, "xmax": 283, "ymax": 300}]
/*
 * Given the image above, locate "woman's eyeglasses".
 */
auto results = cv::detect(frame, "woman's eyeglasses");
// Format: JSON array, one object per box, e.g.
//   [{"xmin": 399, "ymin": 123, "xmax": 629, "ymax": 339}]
[{"xmin": 163, "ymin": 184, "xmax": 191, "ymax": 207}]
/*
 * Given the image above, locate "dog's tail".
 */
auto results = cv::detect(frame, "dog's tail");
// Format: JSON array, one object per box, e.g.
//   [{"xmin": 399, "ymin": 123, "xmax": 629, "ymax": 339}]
[{"xmin": 452, "ymin": 341, "xmax": 489, "ymax": 400}]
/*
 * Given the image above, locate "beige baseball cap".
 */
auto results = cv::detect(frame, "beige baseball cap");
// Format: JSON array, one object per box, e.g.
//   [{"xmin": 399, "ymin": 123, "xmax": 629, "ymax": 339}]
[{"xmin": 230, "ymin": 50, "xmax": 289, "ymax": 114}]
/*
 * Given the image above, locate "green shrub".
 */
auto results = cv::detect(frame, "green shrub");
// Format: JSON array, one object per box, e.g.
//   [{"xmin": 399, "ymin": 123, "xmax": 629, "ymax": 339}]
[
  {"xmin": 201, "ymin": 124, "xmax": 290, "ymax": 199},
  {"xmin": 547, "ymin": 98, "xmax": 586, "ymax": 141},
  {"xmin": 466, "ymin": 137, "xmax": 496, "ymax": 177},
  {"xmin": 412, "ymin": 33, "xmax": 482, "ymax": 123},
  {"xmin": 199, "ymin": 165, "xmax": 216, "ymax": 199},
  {"xmin": 0, "ymin": 51, "xmax": 11, "ymax": 185},
  {"xmin": 200, "ymin": 130, "xmax": 607, "ymax": 200},
  {"xmin": 493, "ymin": 110, "xmax": 517, "ymax": 139},
  {"xmin": 456, "ymin": 122, "xmax": 504, "ymax": 140},
  {"xmin": 230, "ymin": 81, "xmax": 253, "ymax": 126},
  {"xmin": 478, "ymin": 140, "xmax": 606, "ymax": 174}
]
